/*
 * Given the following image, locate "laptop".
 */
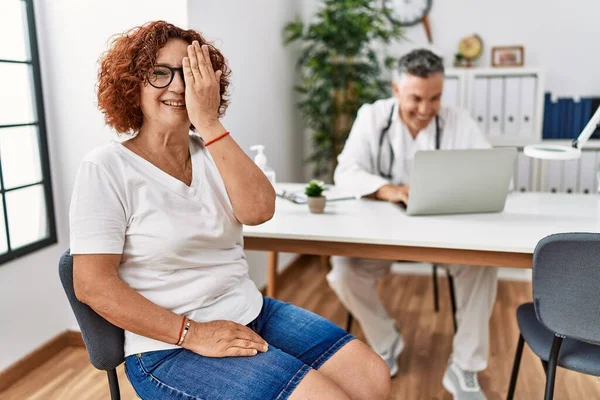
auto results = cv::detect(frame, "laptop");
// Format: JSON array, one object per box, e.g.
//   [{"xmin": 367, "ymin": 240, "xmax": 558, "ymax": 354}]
[{"xmin": 405, "ymin": 147, "xmax": 517, "ymax": 216}]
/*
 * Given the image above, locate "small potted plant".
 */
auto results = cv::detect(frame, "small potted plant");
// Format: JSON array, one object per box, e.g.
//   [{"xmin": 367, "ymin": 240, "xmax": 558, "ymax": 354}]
[{"xmin": 305, "ymin": 179, "xmax": 326, "ymax": 214}]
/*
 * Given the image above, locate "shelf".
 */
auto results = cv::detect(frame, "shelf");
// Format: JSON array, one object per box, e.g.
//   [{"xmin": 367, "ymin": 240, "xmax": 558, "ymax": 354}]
[
  {"xmin": 489, "ymin": 137, "xmax": 600, "ymax": 150},
  {"xmin": 445, "ymin": 67, "xmax": 542, "ymax": 78},
  {"xmin": 470, "ymin": 67, "xmax": 542, "ymax": 77}
]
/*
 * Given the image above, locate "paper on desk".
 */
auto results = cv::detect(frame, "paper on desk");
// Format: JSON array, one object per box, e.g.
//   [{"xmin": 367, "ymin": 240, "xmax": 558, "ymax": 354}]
[{"xmin": 276, "ymin": 188, "xmax": 359, "ymax": 204}]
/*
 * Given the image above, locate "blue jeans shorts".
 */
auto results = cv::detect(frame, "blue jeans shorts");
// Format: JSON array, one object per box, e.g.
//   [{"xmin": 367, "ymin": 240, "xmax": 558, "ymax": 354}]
[{"xmin": 125, "ymin": 297, "xmax": 355, "ymax": 399}]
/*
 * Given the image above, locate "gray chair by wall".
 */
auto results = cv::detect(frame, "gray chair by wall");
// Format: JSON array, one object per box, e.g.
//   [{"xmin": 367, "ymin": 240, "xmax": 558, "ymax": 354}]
[
  {"xmin": 58, "ymin": 249, "xmax": 125, "ymax": 400},
  {"xmin": 507, "ymin": 233, "xmax": 600, "ymax": 400}
]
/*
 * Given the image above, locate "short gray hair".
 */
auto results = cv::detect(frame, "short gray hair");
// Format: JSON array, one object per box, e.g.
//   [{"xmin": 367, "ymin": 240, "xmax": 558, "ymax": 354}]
[{"xmin": 396, "ymin": 49, "xmax": 444, "ymax": 79}]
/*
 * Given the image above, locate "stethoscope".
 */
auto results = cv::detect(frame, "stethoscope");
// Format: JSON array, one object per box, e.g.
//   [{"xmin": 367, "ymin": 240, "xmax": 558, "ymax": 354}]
[{"xmin": 377, "ymin": 104, "xmax": 442, "ymax": 180}]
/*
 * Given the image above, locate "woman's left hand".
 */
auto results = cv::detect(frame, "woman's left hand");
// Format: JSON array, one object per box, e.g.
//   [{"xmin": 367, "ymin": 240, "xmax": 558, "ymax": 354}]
[{"xmin": 182, "ymin": 41, "xmax": 222, "ymax": 134}]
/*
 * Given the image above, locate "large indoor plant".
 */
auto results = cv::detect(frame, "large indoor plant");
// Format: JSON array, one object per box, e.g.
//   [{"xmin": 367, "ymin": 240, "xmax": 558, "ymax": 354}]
[{"xmin": 284, "ymin": 0, "xmax": 404, "ymax": 180}]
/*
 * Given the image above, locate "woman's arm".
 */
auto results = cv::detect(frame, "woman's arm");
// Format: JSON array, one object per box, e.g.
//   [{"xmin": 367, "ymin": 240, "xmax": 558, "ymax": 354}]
[
  {"xmin": 74, "ymin": 254, "xmax": 268, "ymax": 357},
  {"xmin": 201, "ymin": 121, "xmax": 276, "ymax": 226},
  {"xmin": 183, "ymin": 41, "xmax": 275, "ymax": 226}
]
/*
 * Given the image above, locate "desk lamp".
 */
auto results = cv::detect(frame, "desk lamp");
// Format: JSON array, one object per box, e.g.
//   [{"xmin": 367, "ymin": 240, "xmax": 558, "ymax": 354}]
[{"xmin": 524, "ymin": 105, "xmax": 600, "ymax": 160}]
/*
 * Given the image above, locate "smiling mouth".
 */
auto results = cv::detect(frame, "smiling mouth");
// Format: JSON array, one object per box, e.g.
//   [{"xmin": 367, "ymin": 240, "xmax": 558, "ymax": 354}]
[{"xmin": 161, "ymin": 100, "xmax": 186, "ymax": 108}]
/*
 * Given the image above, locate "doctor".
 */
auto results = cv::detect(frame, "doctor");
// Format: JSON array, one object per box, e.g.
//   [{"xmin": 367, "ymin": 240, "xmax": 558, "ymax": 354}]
[{"xmin": 327, "ymin": 49, "xmax": 496, "ymax": 400}]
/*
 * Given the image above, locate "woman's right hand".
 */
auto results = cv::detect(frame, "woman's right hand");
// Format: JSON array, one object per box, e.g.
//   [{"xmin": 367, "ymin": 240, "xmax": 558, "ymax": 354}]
[{"xmin": 183, "ymin": 320, "xmax": 269, "ymax": 357}]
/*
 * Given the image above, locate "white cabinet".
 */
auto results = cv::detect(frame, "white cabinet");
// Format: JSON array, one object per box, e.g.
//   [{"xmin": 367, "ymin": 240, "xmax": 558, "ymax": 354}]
[
  {"xmin": 533, "ymin": 151, "xmax": 599, "ymax": 194},
  {"xmin": 579, "ymin": 151, "xmax": 599, "ymax": 194},
  {"xmin": 445, "ymin": 67, "xmax": 545, "ymax": 147},
  {"xmin": 444, "ymin": 68, "xmax": 600, "ymax": 194}
]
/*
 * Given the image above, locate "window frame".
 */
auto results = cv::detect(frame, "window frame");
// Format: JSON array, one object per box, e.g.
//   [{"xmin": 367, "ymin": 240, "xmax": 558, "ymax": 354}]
[{"xmin": 0, "ymin": 0, "xmax": 57, "ymax": 265}]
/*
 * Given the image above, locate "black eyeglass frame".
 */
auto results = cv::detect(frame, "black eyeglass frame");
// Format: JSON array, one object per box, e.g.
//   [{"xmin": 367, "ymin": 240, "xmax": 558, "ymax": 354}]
[{"xmin": 147, "ymin": 64, "xmax": 185, "ymax": 88}]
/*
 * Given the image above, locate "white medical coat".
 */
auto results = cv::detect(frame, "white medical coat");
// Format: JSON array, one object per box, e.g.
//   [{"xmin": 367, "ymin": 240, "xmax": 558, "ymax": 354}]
[{"xmin": 334, "ymin": 97, "xmax": 491, "ymax": 197}]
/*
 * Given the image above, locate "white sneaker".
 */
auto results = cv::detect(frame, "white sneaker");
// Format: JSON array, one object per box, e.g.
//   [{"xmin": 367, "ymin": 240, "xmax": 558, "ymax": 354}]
[
  {"xmin": 381, "ymin": 328, "xmax": 404, "ymax": 377},
  {"xmin": 442, "ymin": 362, "xmax": 487, "ymax": 400}
]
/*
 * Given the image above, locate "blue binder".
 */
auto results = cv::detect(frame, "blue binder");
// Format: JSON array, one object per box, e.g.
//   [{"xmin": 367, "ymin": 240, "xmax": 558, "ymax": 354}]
[
  {"xmin": 551, "ymin": 97, "xmax": 560, "ymax": 139},
  {"xmin": 557, "ymin": 98, "xmax": 568, "ymax": 139},
  {"xmin": 571, "ymin": 100, "xmax": 583, "ymax": 139},
  {"xmin": 542, "ymin": 93, "xmax": 552, "ymax": 139},
  {"xmin": 581, "ymin": 98, "xmax": 592, "ymax": 140}
]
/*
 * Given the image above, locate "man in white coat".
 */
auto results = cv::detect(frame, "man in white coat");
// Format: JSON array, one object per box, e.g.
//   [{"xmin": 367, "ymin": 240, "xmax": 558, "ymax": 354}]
[{"xmin": 327, "ymin": 49, "xmax": 496, "ymax": 400}]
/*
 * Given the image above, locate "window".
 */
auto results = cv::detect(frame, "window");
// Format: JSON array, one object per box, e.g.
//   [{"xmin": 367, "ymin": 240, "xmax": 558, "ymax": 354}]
[{"xmin": 0, "ymin": 0, "xmax": 56, "ymax": 264}]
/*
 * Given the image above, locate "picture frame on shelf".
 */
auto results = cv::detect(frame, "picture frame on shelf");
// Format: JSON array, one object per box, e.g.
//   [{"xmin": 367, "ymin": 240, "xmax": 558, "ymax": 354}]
[{"xmin": 491, "ymin": 45, "xmax": 524, "ymax": 67}]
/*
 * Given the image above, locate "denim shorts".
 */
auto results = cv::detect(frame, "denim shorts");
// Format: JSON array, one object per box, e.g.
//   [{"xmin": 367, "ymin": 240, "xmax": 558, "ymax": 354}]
[{"xmin": 124, "ymin": 297, "xmax": 355, "ymax": 400}]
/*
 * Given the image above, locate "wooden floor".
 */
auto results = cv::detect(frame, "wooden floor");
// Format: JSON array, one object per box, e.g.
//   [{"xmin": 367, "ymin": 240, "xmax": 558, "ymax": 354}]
[{"xmin": 3, "ymin": 257, "xmax": 599, "ymax": 399}]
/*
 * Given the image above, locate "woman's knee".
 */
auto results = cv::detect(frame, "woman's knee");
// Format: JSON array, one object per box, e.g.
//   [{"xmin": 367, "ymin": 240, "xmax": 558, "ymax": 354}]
[
  {"xmin": 356, "ymin": 343, "xmax": 391, "ymax": 400},
  {"xmin": 320, "ymin": 340, "xmax": 391, "ymax": 400},
  {"xmin": 288, "ymin": 369, "xmax": 350, "ymax": 400}
]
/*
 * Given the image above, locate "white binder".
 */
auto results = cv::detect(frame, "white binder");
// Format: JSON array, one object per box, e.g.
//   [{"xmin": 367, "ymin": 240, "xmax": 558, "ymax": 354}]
[
  {"xmin": 578, "ymin": 151, "xmax": 598, "ymax": 194},
  {"xmin": 503, "ymin": 77, "xmax": 521, "ymax": 136},
  {"xmin": 471, "ymin": 77, "xmax": 489, "ymax": 134},
  {"xmin": 442, "ymin": 77, "xmax": 461, "ymax": 108},
  {"xmin": 542, "ymin": 160, "xmax": 564, "ymax": 193},
  {"xmin": 515, "ymin": 151, "xmax": 532, "ymax": 192},
  {"xmin": 518, "ymin": 76, "xmax": 537, "ymax": 137},
  {"xmin": 562, "ymin": 159, "xmax": 579, "ymax": 194},
  {"xmin": 488, "ymin": 77, "xmax": 504, "ymax": 136}
]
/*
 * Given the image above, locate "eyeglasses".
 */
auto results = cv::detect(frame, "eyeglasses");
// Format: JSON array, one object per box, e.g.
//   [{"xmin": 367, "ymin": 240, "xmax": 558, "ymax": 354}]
[{"xmin": 147, "ymin": 65, "xmax": 184, "ymax": 89}]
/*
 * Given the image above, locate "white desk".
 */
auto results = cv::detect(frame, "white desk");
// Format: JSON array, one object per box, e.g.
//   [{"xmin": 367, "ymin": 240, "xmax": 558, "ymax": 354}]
[{"xmin": 244, "ymin": 184, "xmax": 600, "ymax": 297}]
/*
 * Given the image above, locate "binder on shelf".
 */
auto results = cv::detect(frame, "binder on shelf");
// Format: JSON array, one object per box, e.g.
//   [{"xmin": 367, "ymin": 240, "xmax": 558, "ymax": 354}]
[
  {"xmin": 556, "ymin": 98, "xmax": 571, "ymax": 139},
  {"xmin": 471, "ymin": 77, "xmax": 489, "ymax": 134},
  {"xmin": 515, "ymin": 151, "xmax": 532, "ymax": 192},
  {"xmin": 542, "ymin": 160, "xmax": 563, "ymax": 193},
  {"xmin": 542, "ymin": 93, "xmax": 553, "ymax": 139},
  {"xmin": 551, "ymin": 96, "xmax": 560, "ymax": 139},
  {"xmin": 518, "ymin": 76, "xmax": 537, "ymax": 138},
  {"xmin": 564, "ymin": 99, "xmax": 574, "ymax": 139},
  {"xmin": 488, "ymin": 77, "xmax": 504, "ymax": 136},
  {"xmin": 503, "ymin": 77, "xmax": 521, "ymax": 136},
  {"xmin": 562, "ymin": 159, "xmax": 579, "ymax": 193},
  {"xmin": 578, "ymin": 151, "xmax": 598, "ymax": 194},
  {"xmin": 442, "ymin": 77, "xmax": 461, "ymax": 108},
  {"xmin": 571, "ymin": 99, "xmax": 583, "ymax": 140},
  {"xmin": 580, "ymin": 98, "xmax": 593, "ymax": 141}
]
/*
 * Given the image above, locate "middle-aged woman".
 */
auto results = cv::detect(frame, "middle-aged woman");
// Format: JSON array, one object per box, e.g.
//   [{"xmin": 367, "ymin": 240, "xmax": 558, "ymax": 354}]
[{"xmin": 69, "ymin": 21, "xmax": 390, "ymax": 400}]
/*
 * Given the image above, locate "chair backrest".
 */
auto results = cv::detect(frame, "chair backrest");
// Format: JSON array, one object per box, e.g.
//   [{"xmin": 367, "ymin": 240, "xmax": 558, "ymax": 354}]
[
  {"xmin": 58, "ymin": 249, "xmax": 125, "ymax": 370},
  {"xmin": 533, "ymin": 233, "xmax": 600, "ymax": 345}
]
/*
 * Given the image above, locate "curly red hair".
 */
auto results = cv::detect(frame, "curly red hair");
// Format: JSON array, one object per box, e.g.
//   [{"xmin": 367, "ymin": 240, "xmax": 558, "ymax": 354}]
[{"xmin": 97, "ymin": 21, "xmax": 230, "ymax": 134}]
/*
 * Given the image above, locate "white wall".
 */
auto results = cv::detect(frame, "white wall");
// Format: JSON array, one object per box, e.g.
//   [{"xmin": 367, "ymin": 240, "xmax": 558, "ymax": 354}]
[
  {"xmin": 0, "ymin": 0, "xmax": 188, "ymax": 373},
  {"xmin": 301, "ymin": 0, "xmax": 600, "ymax": 97},
  {"xmin": 188, "ymin": 0, "xmax": 306, "ymax": 287}
]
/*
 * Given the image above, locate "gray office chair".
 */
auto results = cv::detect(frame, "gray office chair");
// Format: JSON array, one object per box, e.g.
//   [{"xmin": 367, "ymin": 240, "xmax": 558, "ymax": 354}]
[
  {"xmin": 58, "ymin": 249, "xmax": 125, "ymax": 400},
  {"xmin": 507, "ymin": 233, "xmax": 600, "ymax": 400},
  {"xmin": 346, "ymin": 263, "xmax": 457, "ymax": 333}
]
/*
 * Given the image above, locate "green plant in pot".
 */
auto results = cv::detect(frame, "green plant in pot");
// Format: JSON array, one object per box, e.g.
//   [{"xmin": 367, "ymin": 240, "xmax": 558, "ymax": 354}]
[
  {"xmin": 284, "ymin": 0, "xmax": 404, "ymax": 181},
  {"xmin": 305, "ymin": 179, "xmax": 326, "ymax": 214}
]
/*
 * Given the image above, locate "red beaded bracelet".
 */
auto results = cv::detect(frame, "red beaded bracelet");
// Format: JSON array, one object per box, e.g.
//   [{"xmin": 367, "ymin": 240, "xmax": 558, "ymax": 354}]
[{"xmin": 205, "ymin": 131, "xmax": 230, "ymax": 146}]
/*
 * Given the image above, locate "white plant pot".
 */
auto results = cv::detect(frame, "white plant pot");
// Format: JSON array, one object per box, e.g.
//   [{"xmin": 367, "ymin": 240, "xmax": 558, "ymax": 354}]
[{"xmin": 307, "ymin": 196, "xmax": 326, "ymax": 214}]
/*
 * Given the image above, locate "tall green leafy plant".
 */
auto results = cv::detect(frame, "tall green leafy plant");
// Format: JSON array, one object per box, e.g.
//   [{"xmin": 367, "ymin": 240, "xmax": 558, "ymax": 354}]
[{"xmin": 284, "ymin": 0, "xmax": 404, "ymax": 180}]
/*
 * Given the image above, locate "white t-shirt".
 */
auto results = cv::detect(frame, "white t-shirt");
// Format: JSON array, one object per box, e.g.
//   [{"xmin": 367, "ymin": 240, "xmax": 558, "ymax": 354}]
[
  {"xmin": 69, "ymin": 134, "xmax": 263, "ymax": 357},
  {"xmin": 334, "ymin": 97, "xmax": 491, "ymax": 196}
]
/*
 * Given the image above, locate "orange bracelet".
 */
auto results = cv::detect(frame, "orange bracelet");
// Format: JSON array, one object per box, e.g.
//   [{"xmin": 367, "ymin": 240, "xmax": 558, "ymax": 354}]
[
  {"xmin": 177, "ymin": 318, "xmax": 191, "ymax": 346},
  {"xmin": 176, "ymin": 316, "xmax": 186, "ymax": 345},
  {"xmin": 205, "ymin": 131, "xmax": 230, "ymax": 146}
]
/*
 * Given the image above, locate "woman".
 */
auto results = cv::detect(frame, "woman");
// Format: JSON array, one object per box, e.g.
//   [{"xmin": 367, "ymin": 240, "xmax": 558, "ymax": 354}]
[{"xmin": 70, "ymin": 21, "xmax": 389, "ymax": 400}]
